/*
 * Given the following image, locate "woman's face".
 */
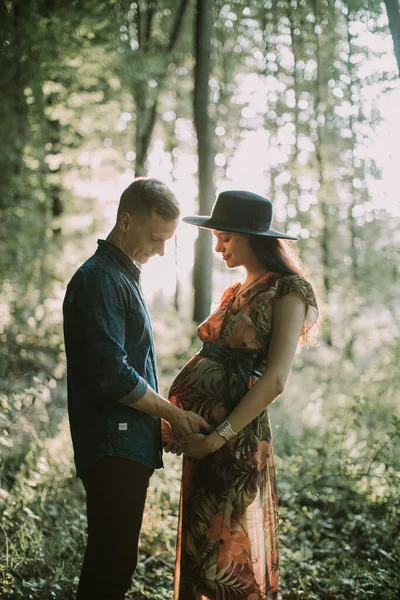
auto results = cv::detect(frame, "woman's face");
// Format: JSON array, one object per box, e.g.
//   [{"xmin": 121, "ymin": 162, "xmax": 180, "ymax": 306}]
[{"xmin": 213, "ymin": 230, "xmax": 257, "ymax": 269}]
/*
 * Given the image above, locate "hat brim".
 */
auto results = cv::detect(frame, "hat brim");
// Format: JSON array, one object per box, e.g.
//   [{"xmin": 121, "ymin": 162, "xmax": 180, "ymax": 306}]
[{"xmin": 182, "ymin": 216, "xmax": 298, "ymax": 241}]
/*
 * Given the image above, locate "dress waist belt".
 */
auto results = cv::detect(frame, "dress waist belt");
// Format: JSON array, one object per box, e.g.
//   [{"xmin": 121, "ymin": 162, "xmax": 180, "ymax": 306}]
[{"xmin": 198, "ymin": 342, "xmax": 264, "ymax": 396}]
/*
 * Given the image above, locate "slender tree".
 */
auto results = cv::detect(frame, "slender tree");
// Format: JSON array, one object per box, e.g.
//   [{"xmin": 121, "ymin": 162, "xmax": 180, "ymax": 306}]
[{"xmin": 192, "ymin": 0, "xmax": 215, "ymax": 322}]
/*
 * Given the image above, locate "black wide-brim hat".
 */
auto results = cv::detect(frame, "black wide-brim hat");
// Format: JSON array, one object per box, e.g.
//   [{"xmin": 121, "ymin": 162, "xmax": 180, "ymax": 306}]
[{"xmin": 183, "ymin": 190, "xmax": 298, "ymax": 240}]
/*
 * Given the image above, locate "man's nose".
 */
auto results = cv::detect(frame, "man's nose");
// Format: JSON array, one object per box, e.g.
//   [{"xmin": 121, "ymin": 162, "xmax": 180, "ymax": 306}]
[{"xmin": 157, "ymin": 241, "xmax": 165, "ymax": 257}]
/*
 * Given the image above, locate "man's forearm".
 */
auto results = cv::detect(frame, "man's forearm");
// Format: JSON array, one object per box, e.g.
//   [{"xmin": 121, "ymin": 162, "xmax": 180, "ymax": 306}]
[
  {"xmin": 120, "ymin": 384, "xmax": 181, "ymax": 423},
  {"xmin": 119, "ymin": 384, "xmax": 213, "ymax": 439}
]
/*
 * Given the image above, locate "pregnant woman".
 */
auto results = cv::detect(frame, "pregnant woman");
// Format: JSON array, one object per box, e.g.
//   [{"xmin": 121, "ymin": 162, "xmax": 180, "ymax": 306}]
[{"xmin": 163, "ymin": 190, "xmax": 319, "ymax": 600}]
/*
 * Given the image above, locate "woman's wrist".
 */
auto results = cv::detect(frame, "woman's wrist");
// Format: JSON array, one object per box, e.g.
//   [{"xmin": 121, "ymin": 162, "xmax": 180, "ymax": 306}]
[
  {"xmin": 215, "ymin": 419, "xmax": 237, "ymax": 441},
  {"xmin": 206, "ymin": 431, "xmax": 227, "ymax": 453}
]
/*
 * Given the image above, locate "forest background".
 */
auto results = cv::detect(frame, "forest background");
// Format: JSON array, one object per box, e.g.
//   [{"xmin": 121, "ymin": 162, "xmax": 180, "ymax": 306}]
[{"xmin": 0, "ymin": 0, "xmax": 399, "ymax": 598}]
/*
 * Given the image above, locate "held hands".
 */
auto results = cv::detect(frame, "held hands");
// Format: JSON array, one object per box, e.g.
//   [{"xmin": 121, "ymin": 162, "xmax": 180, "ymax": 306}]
[
  {"xmin": 177, "ymin": 433, "xmax": 213, "ymax": 459},
  {"xmin": 162, "ymin": 409, "xmax": 213, "ymax": 458},
  {"xmin": 177, "ymin": 431, "xmax": 226, "ymax": 459},
  {"xmin": 162, "ymin": 418, "xmax": 226, "ymax": 459},
  {"xmin": 163, "ymin": 432, "xmax": 213, "ymax": 459}
]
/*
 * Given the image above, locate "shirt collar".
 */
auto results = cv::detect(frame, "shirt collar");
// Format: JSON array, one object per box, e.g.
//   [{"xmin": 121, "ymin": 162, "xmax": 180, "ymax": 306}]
[{"xmin": 96, "ymin": 239, "xmax": 142, "ymax": 279}]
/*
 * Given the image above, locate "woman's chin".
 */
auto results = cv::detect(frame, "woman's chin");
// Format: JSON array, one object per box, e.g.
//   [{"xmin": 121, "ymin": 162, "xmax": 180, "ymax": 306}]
[{"xmin": 225, "ymin": 259, "xmax": 238, "ymax": 269}]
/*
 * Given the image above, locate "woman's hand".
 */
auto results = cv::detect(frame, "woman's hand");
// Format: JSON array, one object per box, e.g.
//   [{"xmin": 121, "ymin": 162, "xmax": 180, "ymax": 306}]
[
  {"xmin": 161, "ymin": 419, "xmax": 176, "ymax": 444},
  {"xmin": 163, "ymin": 441, "xmax": 183, "ymax": 456},
  {"xmin": 179, "ymin": 433, "xmax": 211, "ymax": 459},
  {"xmin": 179, "ymin": 431, "xmax": 226, "ymax": 459}
]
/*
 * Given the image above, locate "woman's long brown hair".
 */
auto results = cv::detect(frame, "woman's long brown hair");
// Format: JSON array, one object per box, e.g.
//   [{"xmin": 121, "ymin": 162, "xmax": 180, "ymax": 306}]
[
  {"xmin": 248, "ymin": 235, "xmax": 320, "ymax": 348},
  {"xmin": 248, "ymin": 235, "xmax": 303, "ymax": 276}
]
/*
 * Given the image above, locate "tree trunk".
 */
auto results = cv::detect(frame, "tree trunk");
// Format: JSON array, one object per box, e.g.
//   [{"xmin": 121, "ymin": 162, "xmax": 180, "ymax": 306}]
[
  {"xmin": 384, "ymin": 0, "xmax": 400, "ymax": 75},
  {"xmin": 174, "ymin": 233, "xmax": 181, "ymax": 312},
  {"xmin": 344, "ymin": 12, "xmax": 360, "ymax": 360},
  {"xmin": 192, "ymin": 0, "xmax": 215, "ymax": 323},
  {"xmin": 0, "ymin": 0, "xmax": 29, "ymax": 207},
  {"xmin": 312, "ymin": 0, "xmax": 333, "ymax": 347},
  {"xmin": 164, "ymin": 115, "xmax": 181, "ymax": 312}
]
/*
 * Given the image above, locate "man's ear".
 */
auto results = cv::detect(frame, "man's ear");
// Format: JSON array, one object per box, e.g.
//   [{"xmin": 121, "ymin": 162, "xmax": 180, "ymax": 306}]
[{"xmin": 119, "ymin": 212, "xmax": 132, "ymax": 232}]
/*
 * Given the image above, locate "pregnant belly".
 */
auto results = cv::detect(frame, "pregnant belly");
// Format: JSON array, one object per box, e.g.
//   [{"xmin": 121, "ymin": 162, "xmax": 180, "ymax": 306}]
[{"xmin": 168, "ymin": 354, "xmax": 248, "ymax": 426}]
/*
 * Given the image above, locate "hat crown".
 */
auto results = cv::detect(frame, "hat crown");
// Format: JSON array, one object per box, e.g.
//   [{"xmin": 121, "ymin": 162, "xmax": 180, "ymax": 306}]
[
  {"xmin": 182, "ymin": 189, "xmax": 297, "ymax": 240},
  {"xmin": 211, "ymin": 191, "xmax": 273, "ymax": 231}
]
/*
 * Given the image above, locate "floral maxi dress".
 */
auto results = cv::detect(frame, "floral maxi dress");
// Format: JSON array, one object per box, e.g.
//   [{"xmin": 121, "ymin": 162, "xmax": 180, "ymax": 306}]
[{"xmin": 168, "ymin": 274, "xmax": 318, "ymax": 600}]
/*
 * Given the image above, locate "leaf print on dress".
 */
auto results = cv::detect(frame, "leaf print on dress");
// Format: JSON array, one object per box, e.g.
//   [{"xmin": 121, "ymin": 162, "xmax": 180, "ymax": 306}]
[{"xmin": 207, "ymin": 515, "xmax": 251, "ymax": 569}]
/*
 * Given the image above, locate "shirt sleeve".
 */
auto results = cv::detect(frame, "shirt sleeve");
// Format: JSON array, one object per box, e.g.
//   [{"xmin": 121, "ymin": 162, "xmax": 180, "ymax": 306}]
[{"xmin": 65, "ymin": 268, "xmax": 148, "ymax": 404}]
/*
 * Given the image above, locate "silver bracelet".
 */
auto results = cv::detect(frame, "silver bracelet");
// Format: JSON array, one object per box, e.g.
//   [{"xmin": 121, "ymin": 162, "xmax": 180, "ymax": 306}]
[{"xmin": 215, "ymin": 419, "xmax": 237, "ymax": 442}]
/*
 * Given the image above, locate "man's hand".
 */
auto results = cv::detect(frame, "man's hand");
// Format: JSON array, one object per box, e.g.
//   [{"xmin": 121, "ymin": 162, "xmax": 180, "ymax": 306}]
[
  {"xmin": 169, "ymin": 409, "xmax": 212, "ymax": 440},
  {"xmin": 126, "ymin": 386, "xmax": 212, "ymax": 440}
]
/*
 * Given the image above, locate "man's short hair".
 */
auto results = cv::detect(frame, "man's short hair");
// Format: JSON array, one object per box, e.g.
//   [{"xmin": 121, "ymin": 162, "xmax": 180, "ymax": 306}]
[{"xmin": 118, "ymin": 178, "xmax": 180, "ymax": 221}]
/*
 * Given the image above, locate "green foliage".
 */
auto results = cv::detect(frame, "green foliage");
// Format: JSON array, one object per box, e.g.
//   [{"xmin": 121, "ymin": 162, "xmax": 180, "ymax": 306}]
[
  {"xmin": 1, "ymin": 314, "xmax": 399, "ymax": 599},
  {"xmin": 278, "ymin": 411, "xmax": 400, "ymax": 599},
  {"xmin": 0, "ymin": 433, "xmax": 86, "ymax": 600}
]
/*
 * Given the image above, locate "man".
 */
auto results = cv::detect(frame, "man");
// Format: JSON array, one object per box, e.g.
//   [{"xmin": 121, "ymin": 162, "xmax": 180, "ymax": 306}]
[{"xmin": 63, "ymin": 178, "xmax": 210, "ymax": 600}]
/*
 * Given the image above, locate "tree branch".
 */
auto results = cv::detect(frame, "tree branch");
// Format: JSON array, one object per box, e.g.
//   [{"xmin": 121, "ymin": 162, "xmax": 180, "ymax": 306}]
[
  {"xmin": 168, "ymin": 0, "xmax": 191, "ymax": 53},
  {"xmin": 136, "ymin": 0, "xmax": 142, "ymax": 49},
  {"xmin": 144, "ymin": 0, "xmax": 156, "ymax": 50}
]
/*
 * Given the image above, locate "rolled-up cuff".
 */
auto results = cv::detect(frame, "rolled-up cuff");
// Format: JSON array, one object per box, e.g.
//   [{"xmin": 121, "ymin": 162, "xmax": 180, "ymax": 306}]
[{"xmin": 118, "ymin": 376, "xmax": 148, "ymax": 405}]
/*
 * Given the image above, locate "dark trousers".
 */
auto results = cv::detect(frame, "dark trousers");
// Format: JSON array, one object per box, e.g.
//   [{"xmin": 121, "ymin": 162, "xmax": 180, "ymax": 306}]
[{"xmin": 76, "ymin": 457, "xmax": 153, "ymax": 600}]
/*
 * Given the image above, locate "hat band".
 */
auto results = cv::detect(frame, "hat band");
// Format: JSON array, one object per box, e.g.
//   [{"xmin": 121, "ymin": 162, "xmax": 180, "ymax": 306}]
[
  {"xmin": 211, "ymin": 210, "xmax": 271, "ymax": 232},
  {"xmin": 211, "ymin": 218, "xmax": 271, "ymax": 231},
  {"xmin": 252, "ymin": 220, "xmax": 270, "ymax": 230}
]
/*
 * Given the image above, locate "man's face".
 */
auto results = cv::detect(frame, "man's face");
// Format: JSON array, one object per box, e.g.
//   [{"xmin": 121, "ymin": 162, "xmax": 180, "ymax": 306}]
[{"xmin": 121, "ymin": 209, "xmax": 178, "ymax": 264}]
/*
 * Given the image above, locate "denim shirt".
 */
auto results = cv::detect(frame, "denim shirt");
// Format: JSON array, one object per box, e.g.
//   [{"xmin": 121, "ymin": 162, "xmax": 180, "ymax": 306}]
[{"xmin": 63, "ymin": 240, "xmax": 163, "ymax": 476}]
